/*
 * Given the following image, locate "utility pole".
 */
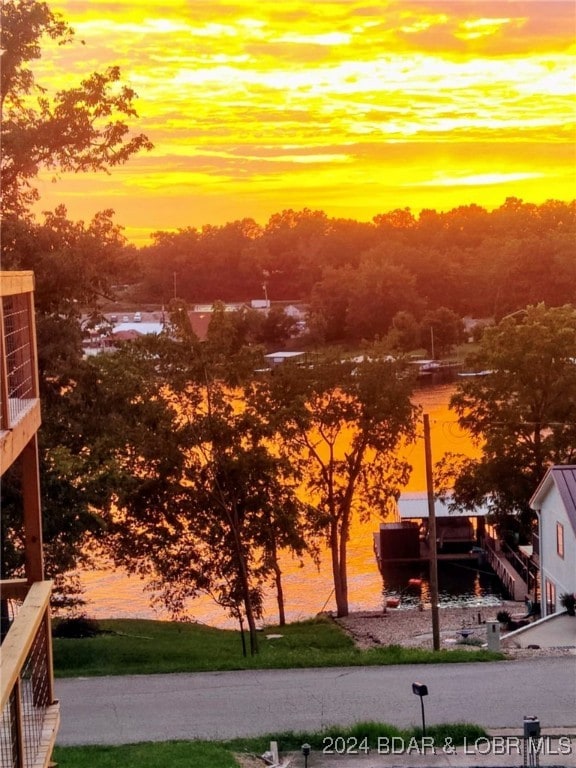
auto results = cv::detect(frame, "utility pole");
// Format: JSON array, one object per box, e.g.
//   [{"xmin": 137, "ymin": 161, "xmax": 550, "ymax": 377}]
[{"xmin": 424, "ymin": 413, "xmax": 441, "ymax": 651}]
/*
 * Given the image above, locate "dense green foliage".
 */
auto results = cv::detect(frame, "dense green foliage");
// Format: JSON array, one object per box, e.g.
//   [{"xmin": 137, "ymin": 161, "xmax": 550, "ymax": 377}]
[
  {"xmin": 253, "ymin": 356, "xmax": 418, "ymax": 616},
  {"xmin": 0, "ymin": 0, "xmax": 150, "ymax": 599},
  {"xmin": 0, "ymin": 0, "xmax": 152, "ymax": 218},
  {"xmin": 135, "ymin": 199, "xmax": 576, "ymax": 345},
  {"xmin": 438, "ymin": 303, "xmax": 576, "ymax": 540},
  {"xmin": 52, "ymin": 617, "xmax": 503, "ymax": 678},
  {"xmin": 2, "ymin": 2, "xmax": 575, "ymax": 627}
]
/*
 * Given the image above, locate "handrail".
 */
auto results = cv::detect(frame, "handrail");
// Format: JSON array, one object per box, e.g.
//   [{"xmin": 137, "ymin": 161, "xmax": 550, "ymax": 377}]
[
  {"xmin": 0, "ymin": 580, "xmax": 52, "ymax": 711},
  {"xmin": 501, "ymin": 541, "xmax": 528, "ymax": 573},
  {"xmin": 0, "ymin": 271, "xmax": 35, "ymax": 297}
]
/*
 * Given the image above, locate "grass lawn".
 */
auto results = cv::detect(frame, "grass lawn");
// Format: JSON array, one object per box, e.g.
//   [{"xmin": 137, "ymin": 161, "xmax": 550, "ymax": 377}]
[
  {"xmin": 53, "ymin": 722, "xmax": 487, "ymax": 767},
  {"xmin": 53, "ymin": 741, "xmax": 239, "ymax": 768},
  {"xmin": 53, "ymin": 616, "xmax": 502, "ymax": 678}
]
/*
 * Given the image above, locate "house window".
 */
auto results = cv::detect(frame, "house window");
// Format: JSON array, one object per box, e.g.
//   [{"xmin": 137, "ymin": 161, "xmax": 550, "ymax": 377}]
[
  {"xmin": 546, "ymin": 580, "xmax": 556, "ymax": 615},
  {"xmin": 556, "ymin": 522, "xmax": 564, "ymax": 559}
]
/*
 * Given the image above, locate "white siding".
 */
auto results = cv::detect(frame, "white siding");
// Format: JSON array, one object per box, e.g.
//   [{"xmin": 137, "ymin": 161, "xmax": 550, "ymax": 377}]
[{"xmin": 538, "ymin": 490, "xmax": 576, "ymax": 616}]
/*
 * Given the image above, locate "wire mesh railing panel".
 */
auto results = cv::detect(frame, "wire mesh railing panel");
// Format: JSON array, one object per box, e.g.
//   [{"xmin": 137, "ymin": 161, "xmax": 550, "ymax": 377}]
[
  {"xmin": 0, "ymin": 617, "xmax": 52, "ymax": 768},
  {"xmin": 20, "ymin": 620, "xmax": 50, "ymax": 767},
  {"xmin": 2, "ymin": 293, "xmax": 36, "ymax": 428},
  {"xmin": 0, "ymin": 688, "xmax": 19, "ymax": 768}
]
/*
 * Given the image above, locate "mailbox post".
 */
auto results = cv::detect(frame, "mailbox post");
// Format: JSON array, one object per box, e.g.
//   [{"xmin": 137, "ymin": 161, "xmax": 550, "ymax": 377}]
[
  {"xmin": 486, "ymin": 620, "xmax": 500, "ymax": 651},
  {"xmin": 412, "ymin": 682, "xmax": 429, "ymax": 737}
]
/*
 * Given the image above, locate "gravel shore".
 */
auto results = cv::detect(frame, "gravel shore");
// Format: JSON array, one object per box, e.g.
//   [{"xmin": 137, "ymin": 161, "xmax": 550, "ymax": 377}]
[{"xmin": 333, "ymin": 600, "xmax": 572, "ymax": 658}]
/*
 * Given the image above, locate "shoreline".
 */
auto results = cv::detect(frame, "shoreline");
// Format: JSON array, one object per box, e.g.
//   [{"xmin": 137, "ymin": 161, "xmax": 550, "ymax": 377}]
[
  {"xmin": 334, "ymin": 601, "xmax": 518, "ymax": 649},
  {"xmin": 333, "ymin": 600, "xmax": 574, "ymax": 657}
]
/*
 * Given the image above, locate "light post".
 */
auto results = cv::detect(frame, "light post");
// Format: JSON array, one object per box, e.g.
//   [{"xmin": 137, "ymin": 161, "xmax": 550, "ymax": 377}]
[
  {"xmin": 301, "ymin": 743, "xmax": 311, "ymax": 767},
  {"xmin": 412, "ymin": 682, "xmax": 429, "ymax": 737}
]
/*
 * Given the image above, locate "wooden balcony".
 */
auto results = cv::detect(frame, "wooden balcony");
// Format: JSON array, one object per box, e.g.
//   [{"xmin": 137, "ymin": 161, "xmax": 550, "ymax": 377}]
[
  {"xmin": 1, "ymin": 272, "xmax": 41, "ymax": 473},
  {"xmin": 0, "ymin": 581, "xmax": 59, "ymax": 768},
  {"xmin": 1, "ymin": 271, "xmax": 58, "ymax": 766}
]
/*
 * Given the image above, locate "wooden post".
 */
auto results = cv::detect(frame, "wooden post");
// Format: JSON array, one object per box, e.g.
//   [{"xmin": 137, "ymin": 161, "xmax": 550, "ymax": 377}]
[
  {"xmin": 0, "ymin": 300, "xmax": 9, "ymax": 430},
  {"xmin": 22, "ymin": 435, "xmax": 44, "ymax": 583},
  {"xmin": 26, "ymin": 283, "xmax": 40, "ymax": 398},
  {"xmin": 43, "ymin": 606, "xmax": 56, "ymax": 705},
  {"xmin": 424, "ymin": 414, "xmax": 441, "ymax": 651}
]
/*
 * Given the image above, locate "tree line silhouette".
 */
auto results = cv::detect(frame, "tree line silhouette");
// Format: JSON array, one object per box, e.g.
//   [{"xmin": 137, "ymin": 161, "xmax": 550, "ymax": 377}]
[{"xmin": 135, "ymin": 199, "xmax": 575, "ymax": 344}]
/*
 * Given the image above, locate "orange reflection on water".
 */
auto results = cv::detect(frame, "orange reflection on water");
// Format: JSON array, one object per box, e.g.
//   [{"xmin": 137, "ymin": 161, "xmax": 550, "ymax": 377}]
[{"xmin": 79, "ymin": 384, "xmax": 480, "ymax": 626}]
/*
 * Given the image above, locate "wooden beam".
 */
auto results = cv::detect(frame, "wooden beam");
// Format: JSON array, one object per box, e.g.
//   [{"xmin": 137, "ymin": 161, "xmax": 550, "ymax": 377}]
[
  {"xmin": 0, "ymin": 299, "xmax": 8, "ymax": 431},
  {"xmin": 27, "ymin": 287, "xmax": 40, "ymax": 397},
  {"xmin": 31, "ymin": 704, "xmax": 61, "ymax": 768},
  {"xmin": 22, "ymin": 434, "xmax": 44, "ymax": 583},
  {"xmin": 0, "ymin": 400, "xmax": 41, "ymax": 472},
  {"xmin": 0, "ymin": 271, "xmax": 35, "ymax": 297}
]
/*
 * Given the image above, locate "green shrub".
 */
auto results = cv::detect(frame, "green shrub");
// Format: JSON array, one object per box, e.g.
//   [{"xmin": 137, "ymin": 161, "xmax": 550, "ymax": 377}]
[
  {"xmin": 560, "ymin": 593, "xmax": 576, "ymax": 616},
  {"xmin": 496, "ymin": 610, "xmax": 511, "ymax": 625},
  {"xmin": 53, "ymin": 617, "xmax": 102, "ymax": 638},
  {"xmin": 457, "ymin": 636, "xmax": 484, "ymax": 647}
]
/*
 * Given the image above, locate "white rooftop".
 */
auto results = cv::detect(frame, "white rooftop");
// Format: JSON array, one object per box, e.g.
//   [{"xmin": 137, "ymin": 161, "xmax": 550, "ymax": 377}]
[
  {"xmin": 265, "ymin": 351, "xmax": 305, "ymax": 360},
  {"xmin": 113, "ymin": 322, "xmax": 164, "ymax": 335},
  {"xmin": 398, "ymin": 492, "xmax": 490, "ymax": 519}
]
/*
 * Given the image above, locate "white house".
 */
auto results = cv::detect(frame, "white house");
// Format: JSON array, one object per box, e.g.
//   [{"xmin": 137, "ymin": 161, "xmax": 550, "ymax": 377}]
[{"xmin": 529, "ymin": 465, "xmax": 576, "ymax": 616}]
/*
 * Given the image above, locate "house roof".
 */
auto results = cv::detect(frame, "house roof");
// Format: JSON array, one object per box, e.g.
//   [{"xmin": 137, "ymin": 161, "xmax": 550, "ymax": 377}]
[
  {"xmin": 113, "ymin": 322, "xmax": 163, "ymax": 335},
  {"xmin": 398, "ymin": 492, "xmax": 490, "ymax": 519},
  {"xmin": 187, "ymin": 311, "xmax": 212, "ymax": 341},
  {"xmin": 112, "ymin": 329, "xmax": 143, "ymax": 341},
  {"xmin": 264, "ymin": 351, "xmax": 305, "ymax": 362},
  {"xmin": 530, "ymin": 465, "xmax": 576, "ymax": 536}
]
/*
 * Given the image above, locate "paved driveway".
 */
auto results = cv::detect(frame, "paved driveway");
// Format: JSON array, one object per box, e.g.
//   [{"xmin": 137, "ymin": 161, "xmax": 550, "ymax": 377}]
[{"xmin": 55, "ymin": 657, "xmax": 576, "ymax": 746}]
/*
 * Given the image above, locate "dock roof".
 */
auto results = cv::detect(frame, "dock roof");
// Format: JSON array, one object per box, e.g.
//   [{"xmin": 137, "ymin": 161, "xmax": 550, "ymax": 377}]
[{"xmin": 398, "ymin": 492, "xmax": 490, "ymax": 519}]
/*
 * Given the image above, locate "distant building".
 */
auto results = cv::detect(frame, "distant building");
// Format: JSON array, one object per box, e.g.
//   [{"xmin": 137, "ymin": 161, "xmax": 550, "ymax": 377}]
[{"xmin": 264, "ymin": 351, "xmax": 306, "ymax": 366}]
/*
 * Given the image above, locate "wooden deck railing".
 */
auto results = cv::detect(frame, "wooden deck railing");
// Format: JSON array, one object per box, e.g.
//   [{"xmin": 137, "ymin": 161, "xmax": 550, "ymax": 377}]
[
  {"xmin": 1, "ymin": 272, "xmax": 41, "ymax": 472},
  {"xmin": 483, "ymin": 535, "xmax": 528, "ymax": 601},
  {"xmin": 0, "ymin": 581, "xmax": 60, "ymax": 768}
]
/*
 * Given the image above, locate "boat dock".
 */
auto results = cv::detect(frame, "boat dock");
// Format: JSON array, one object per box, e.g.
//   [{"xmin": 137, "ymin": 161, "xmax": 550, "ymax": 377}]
[{"xmin": 374, "ymin": 493, "xmax": 531, "ymax": 601}]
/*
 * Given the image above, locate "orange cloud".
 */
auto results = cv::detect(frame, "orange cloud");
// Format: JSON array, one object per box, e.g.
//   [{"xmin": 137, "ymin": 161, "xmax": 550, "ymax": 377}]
[{"xmin": 33, "ymin": 0, "xmax": 576, "ymax": 244}]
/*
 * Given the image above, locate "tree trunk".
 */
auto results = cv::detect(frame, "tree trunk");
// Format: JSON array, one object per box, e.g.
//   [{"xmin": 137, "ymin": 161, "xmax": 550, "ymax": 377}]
[
  {"xmin": 236, "ymin": 542, "xmax": 259, "ymax": 655},
  {"xmin": 267, "ymin": 533, "xmax": 286, "ymax": 626},
  {"xmin": 330, "ymin": 521, "xmax": 348, "ymax": 617},
  {"xmin": 338, "ymin": 512, "xmax": 350, "ymax": 616},
  {"xmin": 273, "ymin": 558, "xmax": 286, "ymax": 626},
  {"xmin": 228, "ymin": 499, "xmax": 260, "ymax": 655},
  {"xmin": 243, "ymin": 592, "xmax": 259, "ymax": 655},
  {"xmin": 237, "ymin": 611, "xmax": 247, "ymax": 657}
]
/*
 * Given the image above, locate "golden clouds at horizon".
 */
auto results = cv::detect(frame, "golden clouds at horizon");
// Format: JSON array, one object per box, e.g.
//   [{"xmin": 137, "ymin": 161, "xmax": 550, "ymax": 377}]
[{"xmin": 34, "ymin": 1, "xmax": 576, "ymax": 244}]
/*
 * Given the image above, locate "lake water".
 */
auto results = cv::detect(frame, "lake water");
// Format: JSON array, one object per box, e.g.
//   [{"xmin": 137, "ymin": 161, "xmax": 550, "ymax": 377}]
[{"xmin": 77, "ymin": 384, "xmax": 500, "ymax": 627}]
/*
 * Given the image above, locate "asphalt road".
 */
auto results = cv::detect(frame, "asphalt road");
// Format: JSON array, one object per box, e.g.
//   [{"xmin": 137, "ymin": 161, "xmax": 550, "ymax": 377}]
[{"xmin": 55, "ymin": 657, "xmax": 576, "ymax": 746}]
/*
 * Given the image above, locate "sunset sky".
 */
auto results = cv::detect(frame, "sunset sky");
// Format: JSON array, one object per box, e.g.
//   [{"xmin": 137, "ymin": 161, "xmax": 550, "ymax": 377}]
[{"xmin": 34, "ymin": 1, "xmax": 576, "ymax": 244}]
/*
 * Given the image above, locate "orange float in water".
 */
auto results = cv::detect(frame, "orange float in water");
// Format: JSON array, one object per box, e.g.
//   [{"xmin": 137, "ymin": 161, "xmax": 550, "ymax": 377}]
[
  {"xmin": 408, "ymin": 578, "xmax": 422, "ymax": 587},
  {"xmin": 386, "ymin": 598, "xmax": 400, "ymax": 608}
]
